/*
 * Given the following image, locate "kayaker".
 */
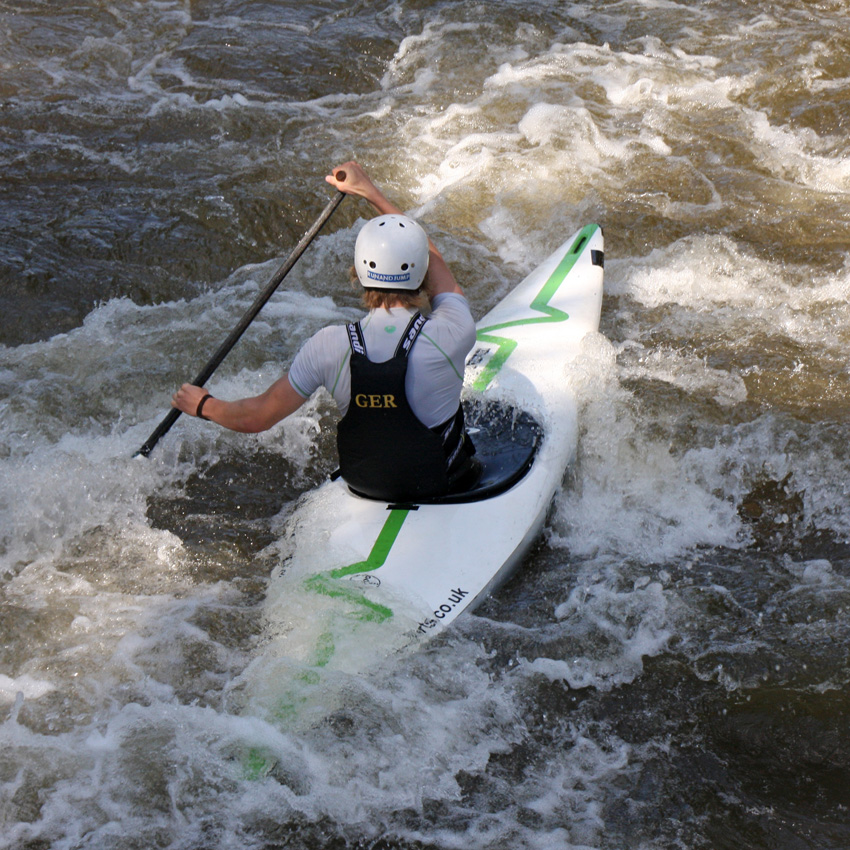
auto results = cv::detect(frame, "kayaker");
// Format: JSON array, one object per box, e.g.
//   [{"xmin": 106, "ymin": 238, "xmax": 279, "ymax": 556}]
[{"xmin": 171, "ymin": 160, "xmax": 479, "ymax": 502}]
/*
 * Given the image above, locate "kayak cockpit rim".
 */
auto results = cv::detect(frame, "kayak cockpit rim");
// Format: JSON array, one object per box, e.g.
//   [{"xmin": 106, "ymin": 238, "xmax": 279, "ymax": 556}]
[{"xmin": 333, "ymin": 400, "xmax": 544, "ymax": 506}]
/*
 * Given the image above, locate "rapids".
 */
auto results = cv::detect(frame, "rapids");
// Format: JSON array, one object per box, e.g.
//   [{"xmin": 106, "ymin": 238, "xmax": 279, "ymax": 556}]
[{"xmin": 2, "ymin": 1, "xmax": 850, "ymax": 848}]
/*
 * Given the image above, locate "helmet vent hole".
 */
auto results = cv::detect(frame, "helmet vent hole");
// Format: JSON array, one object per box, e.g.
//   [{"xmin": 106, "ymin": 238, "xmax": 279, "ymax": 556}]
[
  {"xmin": 369, "ymin": 261, "xmax": 376, "ymax": 268},
  {"xmin": 401, "ymin": 263, "xmax": 408, "ymax": 270}
]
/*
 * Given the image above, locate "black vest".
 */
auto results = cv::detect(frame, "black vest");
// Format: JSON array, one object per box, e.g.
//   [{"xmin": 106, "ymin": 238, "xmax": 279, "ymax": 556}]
[{"xmin": 337, "ymin": 313, "xmax": 473, "ymax": 502}]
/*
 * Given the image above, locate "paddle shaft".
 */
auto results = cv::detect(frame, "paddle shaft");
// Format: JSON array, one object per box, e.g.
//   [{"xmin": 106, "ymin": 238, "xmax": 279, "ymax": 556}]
[{"xmin": 135, "ymin": 189, "xmax": 346, "ymax": 458}]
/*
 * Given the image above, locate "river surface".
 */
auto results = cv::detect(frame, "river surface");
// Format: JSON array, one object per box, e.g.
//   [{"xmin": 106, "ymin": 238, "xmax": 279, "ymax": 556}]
[{"xmin": 2, "ymin": 1, "xmax": 850, "ymax": 848}]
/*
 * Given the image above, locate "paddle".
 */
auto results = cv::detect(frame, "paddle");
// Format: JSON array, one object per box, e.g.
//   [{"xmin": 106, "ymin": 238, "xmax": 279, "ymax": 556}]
[{"xmin": 135, "ymin": 183, "xmax": 347, "ymax": 458}]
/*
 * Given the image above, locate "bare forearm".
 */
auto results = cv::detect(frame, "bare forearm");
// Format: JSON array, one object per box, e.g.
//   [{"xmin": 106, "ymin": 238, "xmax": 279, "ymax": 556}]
[
  {"xmin": 199, "ymin": 395, "xmax": 276, "ymax": 433},
  {"xmin": 361, "ymin": 185, "xmax": 402, "ymax": 217},
  {"xmin": 171, "ymin": 376, "xmax": 305, "ymax": 433}
]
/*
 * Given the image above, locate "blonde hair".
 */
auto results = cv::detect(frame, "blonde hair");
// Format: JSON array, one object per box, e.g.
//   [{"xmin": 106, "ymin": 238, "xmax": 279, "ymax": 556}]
[
  {"xmin": 362, "ymin": 288, "xmax": 429, "ymax": 311},
  {"xmin": 349, "ymin": 265, "xmax": 430, "ymax": 311}
]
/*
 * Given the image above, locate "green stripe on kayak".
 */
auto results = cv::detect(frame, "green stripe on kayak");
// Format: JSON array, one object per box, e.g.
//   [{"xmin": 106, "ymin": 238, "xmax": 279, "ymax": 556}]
[
  {"xmin": 472, "ymin": 223, "xmax": 598, "ymax": 392},
  {"xmin": 296, "ymin": 508, "xmax": 410, "ymax": 676},
  {"xmin": 303, "ymin": 574, "xmax": 394, "ymax": 623},
  {"xmin": 253, "ymin": 511, "xmax": 411, "ymax": 741},
  {"xmin": 329, "ymin": 508, "xmax": 410, "ymax": 579}
]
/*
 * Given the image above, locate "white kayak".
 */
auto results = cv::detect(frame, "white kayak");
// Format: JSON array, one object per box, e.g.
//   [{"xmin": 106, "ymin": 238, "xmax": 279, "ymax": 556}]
[{"xmin": 245, "ymin": 223, "xmax": 604, "ymax": 725}]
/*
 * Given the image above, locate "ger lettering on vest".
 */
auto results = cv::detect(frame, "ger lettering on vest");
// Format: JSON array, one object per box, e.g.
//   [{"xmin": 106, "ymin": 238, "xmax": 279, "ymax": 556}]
[{"xmin": 354, "ymin": 394, "xmax": 398, "ymax": 409}]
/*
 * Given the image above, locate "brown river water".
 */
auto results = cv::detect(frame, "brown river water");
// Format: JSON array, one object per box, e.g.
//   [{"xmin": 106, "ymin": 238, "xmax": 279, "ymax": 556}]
[{"xmin": 2, "ymin": 1, "xmax": 850, "ymax": 848}]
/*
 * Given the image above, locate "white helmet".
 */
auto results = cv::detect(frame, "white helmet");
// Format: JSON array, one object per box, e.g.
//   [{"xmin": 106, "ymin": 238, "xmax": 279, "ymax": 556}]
[{"xmin": 354, "ymin": 214, "xmax": 430, "ymax": 291}]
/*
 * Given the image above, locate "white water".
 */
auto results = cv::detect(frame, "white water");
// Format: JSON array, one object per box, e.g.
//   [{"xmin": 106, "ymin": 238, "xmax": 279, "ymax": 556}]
[{"xmin": 3, "ymin": 1, "xmax": 850, "ymax": 848}]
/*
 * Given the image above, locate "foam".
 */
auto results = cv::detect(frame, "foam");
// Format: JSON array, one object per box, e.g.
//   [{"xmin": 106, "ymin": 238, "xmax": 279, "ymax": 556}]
[
  {"xmin": 746, "ymin": 108, "xmax": 850, "ymax": 193},
  {"xmin": 608, "ymin": 235, "xmax": 850, "ymax": 350},
  {"xmin": 4, "ymin": 2, "xmax": 850, "ymax": 846},
  {"xmin": 544, "ymin": 576, "xmax": 674, "ymax": 690},
  {"xmin": 547, "ymin": 333, "xmax": 742, "ymax": 561},
  {"xmin": 0, "ymin": 674, "xmax": 55, "ymax": 703},
  {"xmin": 620, "ymin": 342, "xmax": 748, "ymax": 406}
]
